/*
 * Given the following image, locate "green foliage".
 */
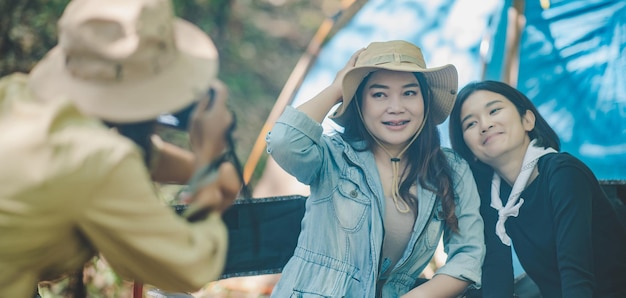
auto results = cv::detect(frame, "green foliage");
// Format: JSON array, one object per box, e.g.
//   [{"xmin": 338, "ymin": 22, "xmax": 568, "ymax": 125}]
[
  {"xmin": 38, "ymin": 257, "xmax": 133, "ymax": 298},
  {"xmin": 0, "ymin": 0, "xmax": 70, "ymax": 75}
]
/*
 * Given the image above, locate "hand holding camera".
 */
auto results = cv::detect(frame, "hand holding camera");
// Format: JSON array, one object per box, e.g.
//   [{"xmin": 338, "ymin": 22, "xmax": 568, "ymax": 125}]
[
  {"xmin": 189, "ymin": 80, "xmax": 234, "ymax": 166},
  {"xmin": 180, "ymin": 80, "xmax": 245, "ymax": 221}
]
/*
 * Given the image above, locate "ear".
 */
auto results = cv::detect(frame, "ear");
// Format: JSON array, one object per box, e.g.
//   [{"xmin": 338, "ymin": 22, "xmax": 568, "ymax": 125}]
[{"xmin": 522, "ymin": 109, "xmax": 536, "ymax": 132}]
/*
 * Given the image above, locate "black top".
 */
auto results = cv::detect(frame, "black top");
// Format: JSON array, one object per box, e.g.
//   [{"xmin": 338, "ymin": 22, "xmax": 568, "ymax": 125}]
[{"xmin": 476, "ymin": 153, "xmax": 626, "ymax": 298}]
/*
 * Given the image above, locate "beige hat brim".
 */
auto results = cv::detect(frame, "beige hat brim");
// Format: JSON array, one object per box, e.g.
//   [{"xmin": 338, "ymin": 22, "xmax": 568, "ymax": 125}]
[
  {"xmin": 331, "ymin": 63, "xmax": 458, "ymax": 126},
  {"xmin": 28, "ymin": 19, "xmax": 218, "ymax": 123}
]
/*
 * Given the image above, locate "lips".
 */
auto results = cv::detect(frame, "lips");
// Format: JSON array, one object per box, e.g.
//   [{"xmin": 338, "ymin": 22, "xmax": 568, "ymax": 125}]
[
  {"xmin": 382, "ymin": 120, "xmax": 410, "ymax": 126},
  {"xmin": 482, "ymin": 132, "xmax": 502, "ymax": 145}
]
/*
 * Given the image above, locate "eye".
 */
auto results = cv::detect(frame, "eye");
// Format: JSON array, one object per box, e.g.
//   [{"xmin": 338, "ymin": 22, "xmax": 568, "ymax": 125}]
[
  {"xmin": 371, "ymin": 91, "xmax": 386, "ymax": 98},
  {"xmin": 489, "ymin": 107, "xmax": 502, "ymax": 115},
  {"xmin": 463, "ymin": 120, "xmax": 477, "ymax": 131},
  {"xmin": 404, "ymin": 90, "xmax": 418, "ymax": 96}
]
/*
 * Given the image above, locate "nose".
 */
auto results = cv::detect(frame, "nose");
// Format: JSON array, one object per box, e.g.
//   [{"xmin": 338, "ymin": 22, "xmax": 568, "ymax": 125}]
[
  {"xmin": 480, "ymin": 124, "xmax": 494, "ymax": 134},
  {"xmin": 386, "ymin": 96, "xmax": 404, "ymax": 113}
]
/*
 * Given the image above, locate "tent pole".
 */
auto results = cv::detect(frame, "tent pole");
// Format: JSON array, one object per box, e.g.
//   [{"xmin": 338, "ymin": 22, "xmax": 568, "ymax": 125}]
[{"xmin": 242, "ymin": 0, "xmax": 364, "ymax": 185}]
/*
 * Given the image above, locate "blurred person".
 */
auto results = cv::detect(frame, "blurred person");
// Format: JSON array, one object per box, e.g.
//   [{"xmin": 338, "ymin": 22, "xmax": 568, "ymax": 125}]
[
  {"xmin": 266, "ymin": 40, "xmax": 485, "ymax": 297},
  {"xmin": 449, "ymin": 80, "xmax": 626, "ymax": 297},
  {"xmin": 0, "ymin": 0, "xmax": 242, "ymax": 297}
]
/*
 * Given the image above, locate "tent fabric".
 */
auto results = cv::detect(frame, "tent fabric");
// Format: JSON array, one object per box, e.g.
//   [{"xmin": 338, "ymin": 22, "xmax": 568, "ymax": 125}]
[
  {"xmin": 518, "ymin": 0, "xmax": 626, "ymax": 180},
  {"xmin": 287, "ymin": 0, "xmax": 625, "ymax": 179},
  {"xmin": 290, "ymin": 0, "xmax": 500, "ymax": 147}
]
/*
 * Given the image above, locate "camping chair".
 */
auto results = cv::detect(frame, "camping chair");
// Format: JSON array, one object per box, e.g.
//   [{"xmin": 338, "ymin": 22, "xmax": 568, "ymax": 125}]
[{"xmin": 133, "ymin": 195, "xmax": 305, "ymax": 297}]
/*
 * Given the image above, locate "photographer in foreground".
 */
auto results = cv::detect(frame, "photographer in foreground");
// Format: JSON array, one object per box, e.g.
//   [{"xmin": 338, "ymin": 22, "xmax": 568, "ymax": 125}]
[{"xmin": 0, "ymin": 0, "xmax": 241, "ymax": 296}]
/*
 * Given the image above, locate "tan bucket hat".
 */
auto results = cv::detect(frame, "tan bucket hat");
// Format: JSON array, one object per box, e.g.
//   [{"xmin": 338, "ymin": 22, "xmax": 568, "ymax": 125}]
[
  {"xmin": 330, "ymin": 40, "xmax": 458, "ymax": 125},
  {"xmin": 28, "ymin": 0, "xmax": 218, "ymax": 123}
]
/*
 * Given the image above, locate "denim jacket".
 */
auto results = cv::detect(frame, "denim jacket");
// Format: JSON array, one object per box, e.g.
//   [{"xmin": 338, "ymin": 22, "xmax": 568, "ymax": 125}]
[{"xmin": 266, "ymin": 107, "xmax": 484, "ymax": 297}]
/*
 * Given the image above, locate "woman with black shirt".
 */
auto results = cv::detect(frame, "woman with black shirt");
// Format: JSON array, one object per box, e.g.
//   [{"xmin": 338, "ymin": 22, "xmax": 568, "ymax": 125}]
[{"xmin": 448, "ymin": 80, "xmax": 626, "ymax": 297}]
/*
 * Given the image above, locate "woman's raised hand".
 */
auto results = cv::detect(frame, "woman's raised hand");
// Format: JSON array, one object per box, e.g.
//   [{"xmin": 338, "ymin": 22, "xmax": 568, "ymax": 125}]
[{"xmin": 328, "ymin": 48, "xmax": 365, "ymax": 102}]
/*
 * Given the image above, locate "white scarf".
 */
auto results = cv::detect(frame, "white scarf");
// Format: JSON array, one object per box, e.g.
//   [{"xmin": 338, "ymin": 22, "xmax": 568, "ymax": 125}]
[{"xmin": 491, "ymin": 139, "xmax": 557, "ymax": 246}]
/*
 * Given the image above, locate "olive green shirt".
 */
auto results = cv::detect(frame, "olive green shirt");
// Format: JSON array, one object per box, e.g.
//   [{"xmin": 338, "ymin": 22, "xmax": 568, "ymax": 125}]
[{"xmin": 0, "ymin": 73, "xmax": 227, "ymax": 297}]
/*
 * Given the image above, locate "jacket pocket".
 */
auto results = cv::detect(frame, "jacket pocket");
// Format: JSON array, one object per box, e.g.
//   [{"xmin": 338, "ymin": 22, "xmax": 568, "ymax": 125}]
[{"xmin": 333, "ymin": 178, "xmax": 370, "ymax": 232}]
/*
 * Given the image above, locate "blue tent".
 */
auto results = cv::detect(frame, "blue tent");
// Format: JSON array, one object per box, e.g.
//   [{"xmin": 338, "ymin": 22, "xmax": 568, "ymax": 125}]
[{"xmin": 516, "ymin": 0, "xmax": 626, "ymax": 180}]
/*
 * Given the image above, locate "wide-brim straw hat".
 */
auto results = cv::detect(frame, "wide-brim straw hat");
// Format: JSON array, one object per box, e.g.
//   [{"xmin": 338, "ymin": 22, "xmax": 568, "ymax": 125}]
[
  {"xmin": 330, "ymin": 40, "xmax": 458, "ymax": 126},
  {"xmin": 29, "ymin": 0, "xmax": 218, "ymax": 123}
]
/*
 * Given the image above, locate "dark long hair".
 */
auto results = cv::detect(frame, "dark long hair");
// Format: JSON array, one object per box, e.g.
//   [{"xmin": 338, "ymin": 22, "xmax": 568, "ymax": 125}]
[
  {"xmin": 104, "ymin": 120, "xmax": 156, "ymax": 167},
  {"xmin": 342, "ymin": 72, "xmax": 459, "ymax": 232},
  {"xmin": 449, "ymin": 80, "xmax": 561, "ymax": 175}
]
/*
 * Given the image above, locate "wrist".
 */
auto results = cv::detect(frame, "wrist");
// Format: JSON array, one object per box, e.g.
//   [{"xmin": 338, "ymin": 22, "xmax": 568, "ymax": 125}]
[
  {"xmin": 193, "ymin": 146, "xmax": 224, "ymax": 167},
  {"xmin": 178, "ymin": 156, "xmax": 225, "ymax": 221},
  {"xmin": 326, "ymin": 84, "xmax": 343, "ymax": 103}
]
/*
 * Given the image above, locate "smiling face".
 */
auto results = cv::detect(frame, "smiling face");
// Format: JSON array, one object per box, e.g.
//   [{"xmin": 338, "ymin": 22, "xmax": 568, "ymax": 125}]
[
  {"xmin": 459, "ymin": 90, "xmax": 535, "ymax": 168},
  {"xmin": 359, "ymin": 70, "xmax": 425, "ymax": 155}
]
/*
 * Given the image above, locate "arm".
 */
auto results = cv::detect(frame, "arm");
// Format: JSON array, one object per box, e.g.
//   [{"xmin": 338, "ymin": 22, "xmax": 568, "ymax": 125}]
[
  {"xmin": 266, "ymin": 106, "xmax": 327, "ymax": 185},
  {"xmin": 267, "ymin": 49, "xmax": 363, "ymax": 184},
  {"xmin": 149, "ymin": 134, "xmax": 195, "ymax": 184},
  {"xmin": 150, "ymin": 79, "xmax": 239, "ymax": 186},
  {"xmin": 296, "ymin": 49, "xmax": 363, "ymax": 123},
  {"xmin": 401, "ymin": 274, "xmax": 469, "ymax": 298},
  {"xmin": 188, "ymin": 161, "xmax": 241, "ymax": 214},
  {"xmin": 188, "ymin": 79, "xmax": 233, "ymax": 167},
  {"xmin": 79, "ymin": 153, "xmax": 228, "ymax": 292},
  {"xmin": 184, "ymin": 79, "xmax": 241, "ymax": 213},
  {"xmin": 412, "ymin": 155, "xmax": 485, "ymax": 297},
  {"xmin": 549, "ymin": 166, "xmax": 595, "ymax": 297}
]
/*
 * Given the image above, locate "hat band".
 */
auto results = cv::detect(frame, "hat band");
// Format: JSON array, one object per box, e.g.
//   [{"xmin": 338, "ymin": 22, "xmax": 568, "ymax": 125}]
[
  {"xmin": 64, "ymin": 47, "xmax": 177, "ymax": 82},
  {"xmin": 360, "ymin": 53, "xmax": 426, "ymax": 68}
]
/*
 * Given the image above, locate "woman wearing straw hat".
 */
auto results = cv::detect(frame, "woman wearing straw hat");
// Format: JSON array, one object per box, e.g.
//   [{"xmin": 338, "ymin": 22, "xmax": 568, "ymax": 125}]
[
  {"xmin": 0, "ymin": 0, "xmax": 242, "ymax": 297},
  {"xmin": 266, "ymin": 40, "xmax": 485, "ymax": 297}
]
